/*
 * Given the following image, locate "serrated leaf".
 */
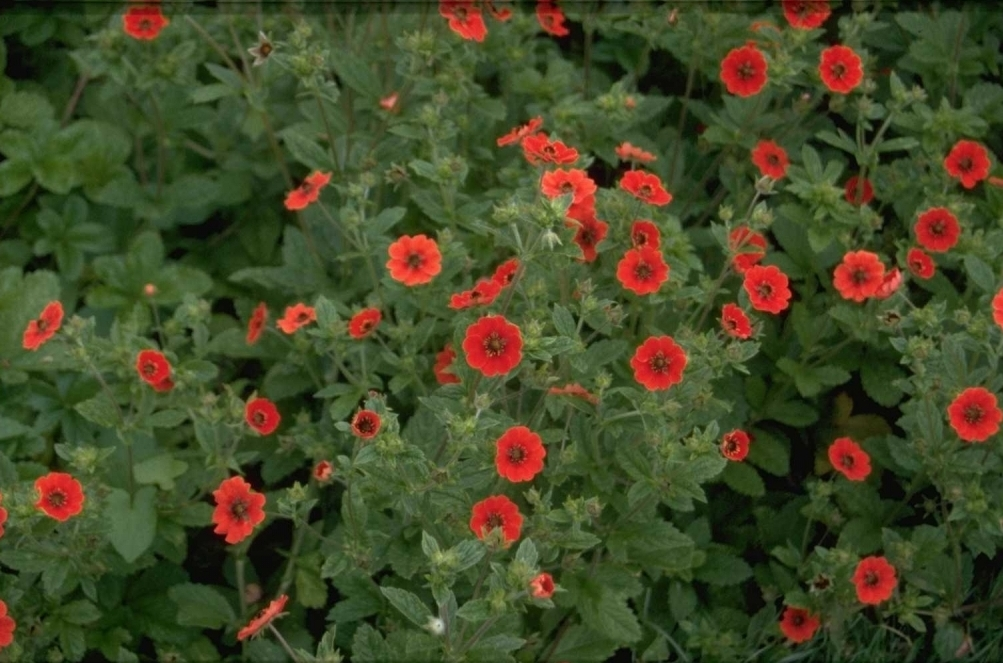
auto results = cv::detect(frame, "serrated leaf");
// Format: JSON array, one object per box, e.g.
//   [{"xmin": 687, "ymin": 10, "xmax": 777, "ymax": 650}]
[
  {"xmin": 552, "ymin": 304, "xmax": 576, "ymax": 337},
  {"xmin": 694, "ymin": 549, "xmax": 753, "ymax": 586},
  {"xmin": 133, "ymin": 453, "xmax": 188, "ymax": 490},
  {"xmin": 104, "ymin": 487, "xmax": 157, "ymax": 563},
  {"xmin": 380, "ymin": 586, "xmax": 432, "ymax": 628},
  {"xmin": 168, "ymin": 583, "xmax": 236, "ymax": 630},
  {"xmin": 963, "ymin": 254, "xmax": 996, "ymax": 293},
  {"xmin": 722, "ymin": 462, "xmax": 765, "ymax": 497},
  {"xmin": 860, "ymin": 361, "xmax": 905, "ymax": 407},
  {"xmin": 74, "ymin": 391, "xmax": 120, "ymax": 429},
  {"xmin": 515, "ymin": 538, "xmax": 538, "ymax": 568},
  {"xmin": 747, "ymin": 429, "xmax": 789, "ymax": 477}
]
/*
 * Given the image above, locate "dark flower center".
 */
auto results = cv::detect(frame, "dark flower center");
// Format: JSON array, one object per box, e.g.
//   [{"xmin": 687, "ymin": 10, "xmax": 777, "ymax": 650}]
[
  {"xmin": 851, "ymin": 267, "xmax": 869, "ymax": 285},
  {"xmin": 259, "ymin": 43, "xmax": 273, "ymax": 57},
  {"xmin": 864, "ymin": 571, "xmax": 879, "ymax": 586},
  {"xmin": 930, "ymin": 220, "xmax": 945, "ymax": 236},
  {"xmin": 253, "ymin": 411, "xmax": 267, "ymax": 426},
  {"xmin": 831, "ymin": 62, "xmax": 846, "ymax": 79},
  {"xmin": 634, "ymin": 263, "xmax": 653, "ymax": 281},
  {"xmin": 356, "ymin": 417, "xmax": 376, "ymax": 434},
  {"xmin": 507, "ymin": 445, "xmax": 526, "ymax": 464},
  {"xmin": 767, "ymin": 154, "xmax": 779, "ymax": 166},
  {"xmin": 841, "ymin": 454, "xmax": 855, "ymax": 468},
  {"xmin": 484, "ymin": 332, "xmax": 506, "ymax": 357},
  {"xmin": 142, "ymin": 362, "xmax": 158, "ymax": 377},
  {"xmin": 634, "ymin": 232, "xmax": 648, "ymax": 246},
  {"xmin": 407, "ymin": 253, "xmax": 424, "ymax": 269},
  {"xmin": 139, "ymin": 18, "xmax": 152, "ymax": 31},
  {"xmin": 964, "ymin": 405, "xmax": 983, "ymax": 425},
  {"xmin": 791, "ymin": 614, "xmax": 804, "ymax": 626},
  {"xmin": 639, "ymin": 184, "xmax": 653, "ymax": 198},
  {"xmin": 47, "ymin": 490, "xmax": 66, "ymax": 508},
  {"xmin": 560, "ymin": 182, "xmax": 574, "ymax": 194},
  {"xmin": 648, "ymin": 352, "xmax": 669, "ymax": 373},
  {"xmin": 724, "ymin": 439, "xmax": 739, "ymax": 455},
  {"xmin": 486, "ymin": 513, "xmax": 503, "ymax": 529},
  {"xmin": 738, "ymin": 61, "xmax": 756, "ymax": 80},
  {"xmin": 230, "ymin": 499, "xmax": 249, "ymax": 521},
  {"xmin": 296, "ymin": 312, "xmax": 310, "ymax": 322},
  {"xmin": 756, "ymin": 282, "xmax": 773, "ymax": 299},
  {"xmin": 579, "ymin": 228, "xmax": 597, "ymax": 246},
  {"xmin": 958, "ymin": 157, "xmax": 973, "ymax": 172}
]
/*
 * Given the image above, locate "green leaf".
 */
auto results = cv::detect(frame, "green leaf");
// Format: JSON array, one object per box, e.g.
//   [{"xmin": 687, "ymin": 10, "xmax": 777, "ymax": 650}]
[
  {"xmin": 747, "ymin": 429, "xmax": 789, "ymax": 477},
  {"xmin": 515, "ymin": 538, "xmax": 538, "ymax": 568},
  {"xmin": 694, "ymin": 549, "xmax": 753, "ymax": 586},
  {"xmin": 146, "ymin": 410, "xmax": 188, "ymax": 429},
  {"xmin": 133, "ymin": 453, "xmax": 188, "ymax": 490},
  {"xmin": 380, "ymin": 586, "xmax": 432, "ymax": 628},
  {"xmin": 190, "ymin": 83, "xmax": 237, "ymax": 104},
  {"xmin": 668, "ymin": 581, "xmax": 696, "ymax": 622},
  {"xmin": 722, "ymin": 462, "xmax": 765, "ymax": 497},
  {"xmin": 860, "ymin": 361, "xmax": 905, "ymax": 407},
  {"xmin": 0, "ymin": 90, "xmax": 54, "ymax": 129},
  {"xmin": 963, "ymin": 254, "xmax": 996, "ymax": 293},
  {"xmin": 280, "ymin": 127, "xmax": 336, "ymax": 172},
  {"xmin": 550, "ymin": 625, "xmax": 619, "ymax": 663},
  {"xmin": 330, "ymin": 48, "xmax": 382, "ymax": 99},
  {"xmin": 74, "ymin": 391, "xmax": 120, "ymax": 429},
  {"xmin": 168, "ymin": 583, "xmax": 236, "ymax": 630},
  {"xmin": 451, "ymin": 540, "xmax": 485, "ymax": 573},
  {"xmin": 552, "ymin": 304, "xmax": 577, "ymax": 337},
  {"xmin": 764, "ymin": 399, "xmax": 818, "ymax": 427},
  {"xmin": 456, "ymin": 598, "xmax": 491, "ymax": 623},
  {"xmin": 577, "ymin": 587, "xmax": 641, "ymax": 644},
  {"xmin": 57, "ymin": 599, "xmax": 102, "ymax": 625},
  {"xmin": 104, "ymin": 487, "xmax": 157, "ymax": 563},
  {"xmin": 0, "ymin": 159, "xmax": 32, "ymax": 196}
]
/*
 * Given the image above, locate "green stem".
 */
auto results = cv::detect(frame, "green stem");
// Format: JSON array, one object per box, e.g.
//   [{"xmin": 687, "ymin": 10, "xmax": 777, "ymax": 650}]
[{"xmin": 267, "ymin": 623, "xmax": 303, "ymax": 663}]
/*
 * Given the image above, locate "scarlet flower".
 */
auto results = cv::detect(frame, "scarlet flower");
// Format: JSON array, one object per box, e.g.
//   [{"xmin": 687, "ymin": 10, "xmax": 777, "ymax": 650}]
[
  {"xmin": 434, "ymin": 344, "xmax": 461, "ymax": 385},
  {"xmin": 720, "ymin": 43, "xmax": 769, "ymax": 97},
  {"xmin": 828, "ymin": 437, "xmax": 871, "ymax": 481},
  {"xmin": 348, "ymin": 308, "xmax": 382, "ymax": 339},
  {"xmin": 469, "ymin": 494, "xmax": 523, "ymax": 545},
  {"xmin": 22, "ymin": 300, "xmax": 64, "ymax": 351},
  {"xmin": 721, "ymin": 303, "xmax": 753, "ymax": 340},
  {"xmin": 721, "ymin": 429, "xmax": 751, "ymax": 461},
  {"xmin": 541, "ymin": 168, "xmax": 598, "ymax": 205},
  {"xmin": 852, "ymin": 556, "xmax": 897, "ymax": 605},
  {"xmin": 616, "ymin": 246, "xmax": 669, "ymax": 295},
  {"xmin": 521, "ymin": 133, "xmax": 579, "ymax": 166},
  {"xmin": 449, "ymin": 279, "xmax": 502, "ymax": 310},
  {"xmin": 247, "ymin": 302, "xmax": 268, "ymax": 345},
  {"xmin": 630, "ymin": 220, "xmax": 661, "ymax": 249},
  {"xmin": 379, "ymin": 92, "xmax": 399, "ymax": 111},
  {"xmin": 906, "ymin": 248, "xmax": 935, "ymax": 279},
  {"xmin": 439, "ymin": 0, "xmax": 487, "ymax": 41},
  {"xmin": 833, "ymin": 250, "xmax": 886, "ymax": 303},
  {"xmin": 779, "ymin": 607, "xmax": 820, "ymax": 644},
  {"xmin": 619, "ymin": 170, "xmax": 672, "ymax": 206},
  {"xmin": 944, "ymin": 140, "xmax": 991, "ymax": 189},
  {"xmin": 491, "ymin": 258, "xmax": 520, "ymax": 288},
  {"xmin": 0, "ymin": 599, "xmax": 14, "ymax": 649},
  {"xmin": 844, "ymin": 175, "xmax": 874, "ymax": 206},
  {"xmin": 530, "ymin": 572, "xmax": 555, "ymax": 599},
  {"xmin": 0, "ymin": 494, "xmax": 7, "ymax": 539},
  {"xmin": 873, "ymin": 268, "xmax": 902, "ymax": 300},
  {"xmin": 547, "ymin": 383, "xmax": 598, "ymax": 405},
  {"xmin": 819, "ymin": 45, "xmax": 864, "ymax": 94},
  {"xmin": 122, "ymin": 4, "xmax": 169, "ymax": 40},
  {"xmin": 630, "ymin": 336, "xmax": 687, "ymax": 391},
  {"xmin": 313, "ymin": 460, "xmax": 334, "ymax": 482},
  {"xmin": 743, "ymin": 265, "xmax": 792, "ymax": 314},
  {"xmin": 729, "ymin": 227, "xmax": 767, "ymax": 274},
  {"xmin": 947, "ymin": 387, "xmax": 1002, "ymax": 443},
  {"xmin": 277, "ymin": 303, "xmax": 317, "ymax": 334},
  {"xmin": 914, "ymin": 207, "xmax": 960, "ymax": 253},
  {"xmin": 351, "ymin": 410, "xmax": 382, "ymax": 439},
  {"xmin": 283, "ymin": 171, "xmax": 332, "ymax": 211},
  {"xmin": 992, "ymin": 287, "xmax": 1003, "ymax": 330},
  {"xmin": 495, "ymin": 425, "xmax": 547, "ymax": 482},
  {"xmin": 386, "ymin": 234, "xmax": 442, "ymax": 286},
  {"xmin": 568, "ymin": 212, "xmax": 609, "ymax": 263},
  {"xmin": 782, "ymin": 0, "xmax": 831, "ymax": 29},
  {"xmin": 237, "ymin": 595, "xmax": 288, "ymax": 641},
  {"xmin": 245, "ymin": 398, "xmax": 281, "ymax": 435},
  {"xmin": 462, "ymin": 315, "xmax": 523, "ymax": 377},
  {"xmin": 751, "ymin": 140, "xmax": 789, "ymax": 179},
  {"xmin": 498, "ymin": 116, "xmax": 544, "ymax": 147},
  {"xmin": 485, "ymin": 0, "xmax": 512, "ymax": 21},
  {"xmin": 536, "ymin": 1, "xmax": 570, "ymax": 37},
  {"xmin": 34, "ymin": 472, "xmax": 85, "ymax": 522},
  {"xmin": 136, "ymin": 349, "xmax": 172, "ymax": 390},
  {"xmin": 212, "ymin": 476, "xmax": 266, "ymax": 545},
  {"xmin": 616, "ymin": 142, "xmax": 656, "ymax": 164}
]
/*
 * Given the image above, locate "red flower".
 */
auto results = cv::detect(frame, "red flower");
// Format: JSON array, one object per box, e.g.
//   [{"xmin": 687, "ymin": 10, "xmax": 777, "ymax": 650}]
[
  {"xmin": 630, "ymin": 336, "xmax": 687, "ymax": 391},
  {"xmin": 245, "ymin": 397, "xmax": 281, "ymax": 435},
  {"xmin": 729, "ymin": 227, "xmax": 767, "ymax": 274},
  {"xmin": 521, "ymin": 133, "xmax": 579, "ymax": 165},
  {"xmin": 313, "ymin": 460, "xmax": 334, "ymax": 482},
  {"xmin": 720, "ymin": 43, "xmax": 769, "ymax": 97},
  {"xmin": 277, "ymin": 303, "xmax": 317, "ymax": 334},
  {"xmin": 844, "ymin": 175, "xmax": 874, "ymax": 205},
  {"xmin": 462, "ymin": 315, "xmax": 523, "ymax": 377},
  {"xmin": 0, "ymin": 599, "xmax": 14, "ymax": 649},
  {"xmin": 630, "ymin": 220, "xmax": 661, "ymax": 249},
  {"xmin": 498, "ymin": 117, "xmax": 543, "ymax": 147},
  {"xmin": 387, "ymin": 234, "xmax": 442, "ymax": 286},
  {"xmin": 619, "ymin": 170, "xmax": 672, "ymax": 206},
  {"xmin": 828, "ymin": 437, "xmax": 871, "ymax": 481},
  {"xmin": 123, "ymin": 4, "xmax": 169, "ymax": 40},
  {"xmin": 782, "ymin": 0, "xmax": 831, "ymax": 29},
  {"xmin": 247, "ymin": 302, "xmax": 268, "ymax": 345},
  {"xmin": 495, "ymin": 426, "xmax": 546, "ymax": 482},
  {"xmin": 530, "ymin": 572, "xmax": 555, "ymax": 599},
  {"xmin": 237, "ymin": 595, "xmax": 288, "ymax": 641},
  {"xmin": 568, "ymin": 211, "xmax": 609, "ymax": 263},
  {"xmin": 779, "ymin": 607, "xmax": 820, "ymax": 644},
  {"xmin": 721, "ymin": 429, "xmax": 751, "ymax": 461},
  {"xmin": 35, "ymin": 472, "xmax": 85, "ymax": 521},
  {"xmin": 541, "ymin": 168, "xmax": 597, "ymax": 205},
  {"xmin": 947, "ymin": 387, "xmax": 1002, "ymax": 443},
  {"xmin": 0, "ymin": 495, "xmax": 7, "ymax": 540},
  {"xmin": 721, "ymin": 304, "xmax": 753, "ymax": 339},
  {"xmin": 469, "ymin": 494, "xmax": 523, "ymax": 545},
  {"xmin": 944, "ymin": 140, "xmax": 991, "ymax": 189},
  {"xmin": 907, "ymin": 248, "xmax": 935, "ymax": 279},
  {"xmin": 439, "ymin": 0, "xmax": 487, "ymax": 41},
  {"xmin": 491, "ymin": 258, "xmax": 520, "ymax": 288},
  {"xmin": 616, "ymin": 142, "xmax": 656, "ymax": 164},
  {"xmin": 914, "ymin": 207, "xmax": 960, "ymax": 253},
  {"xmin": 743, "ymin": 265, "xmax": 792, "ymax": 314},
  {"xmin": 449, "ymin": 279, "xmax": 502, "ymax": 310},
  {"xmin": 485, "ymin": 1, "xmax": 512, "ymax": 21},
  {"xmin": 873, "ymin": 267, "xmax": 902, "ymax": 300},
  {"xmin": 536, "ymin": 1, "xmax": 570, "ymax": 37},
  {"xmin": 379, "ymin": 92, "xmax": 399, "ymax": 112},
  {"xmin": 852, "ymin": 556, "xmax": 897, "ymax": 605},
  {"xmin": 992, "ymin": 287, "xmax": 1003, "ymax": 331},
  {"xmin": 819, "ymin": 45, "xmax": 864, "ymax": 94},
  {"xmin": 348, "ymin": 308, "xmax": 382, "ymax": 339},
  {"xmin": 751, "ymin": 140, "xmax": 789, "ymax": 179},
  {"xmin": 283, "ymin": 171, "xmax": 331, "ymax": 211},
  {"xmin": 616, "ymin": 246, "xmax": 669, "ymax": 295},
  {"xmin": 212, "ymin": 476, "xmax": 266, "ymax": 545},
  {"xmin": 22, "ymin": 300, "xmax": 64, "ymax": 351},
  {"xmin": 547, "ymin": 383, "xmax": 598, "ymax": 405},
  {"xmin": 351, "ymin": 409, "xmax": 382, "ymax": 439},
  {"xmin": 434, "ymin": 344, "xmax": 461, "ymax": 385},
  {"xmin": 136, "ymin": 349, "xmax": 173, "ymax": 391},
  {"xmin": 833, "ymin": 250, "xmax": 886, "ymax": 303}
]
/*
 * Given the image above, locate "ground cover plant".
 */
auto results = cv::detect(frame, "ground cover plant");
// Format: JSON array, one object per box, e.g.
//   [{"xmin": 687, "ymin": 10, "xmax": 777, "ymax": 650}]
[{"xmin": 1, "ymin": 1, "xmax": 1003, "ymax": 661}]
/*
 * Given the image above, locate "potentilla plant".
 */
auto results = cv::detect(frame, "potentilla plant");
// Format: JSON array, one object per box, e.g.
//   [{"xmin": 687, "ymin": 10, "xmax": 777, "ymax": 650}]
[{"xmin": 1, "ymin": 1, "xmax": 1003, "ymax": 661}]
